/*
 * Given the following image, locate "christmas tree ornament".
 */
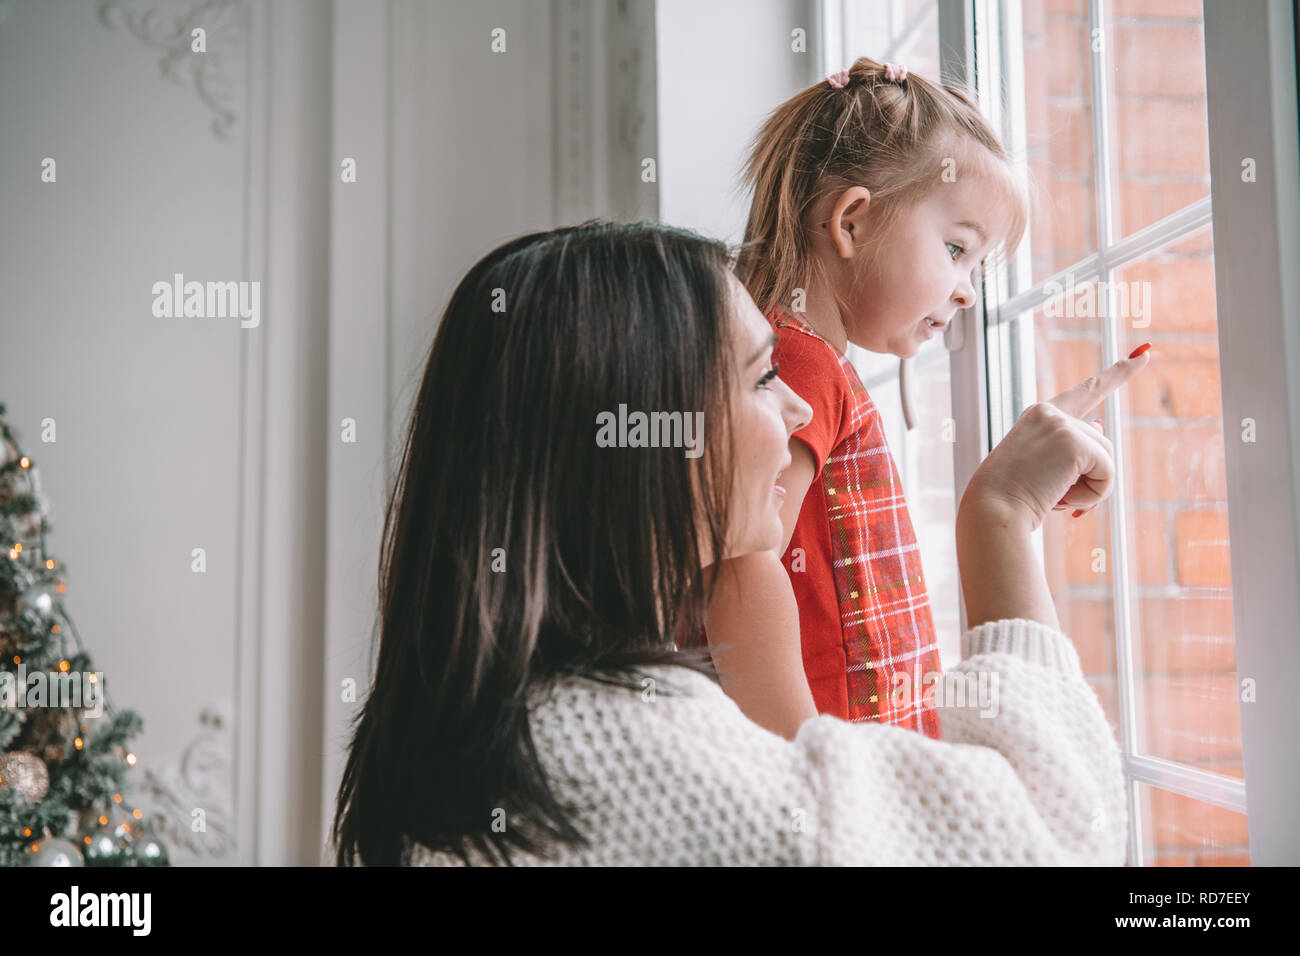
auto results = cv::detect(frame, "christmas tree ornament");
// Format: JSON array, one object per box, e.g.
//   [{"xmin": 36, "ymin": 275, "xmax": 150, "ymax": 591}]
[
  {"xmin": 82, "ymin": 824, "xmax": 122, "ymax": 864},
  {"xmin": 0, "ymin": 750, "xmax": 49, "ymax": 802},
  {"xmin": 26, "ymin": 836, "xmax": 84, "ymax": 867},
  {"xmin": 16, "ymin": 585, "xmax": 53, "ymax": 616}
]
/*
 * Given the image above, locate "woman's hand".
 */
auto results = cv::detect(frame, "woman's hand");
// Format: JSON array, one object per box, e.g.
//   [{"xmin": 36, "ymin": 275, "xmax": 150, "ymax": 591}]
[
  {"xmin": 955, "ymin": 349, "xmax": 1152, "ymax": 631},
  {"xmin": 961, "ymin": 350, "xmax": 1152, "ymax": 532}
]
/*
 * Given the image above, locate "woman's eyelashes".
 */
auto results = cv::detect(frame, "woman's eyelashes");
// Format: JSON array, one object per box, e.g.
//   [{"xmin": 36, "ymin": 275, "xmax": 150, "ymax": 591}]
[{"xmin": 757, "ymin": 362, "xmax": 780, "ymax": 389}]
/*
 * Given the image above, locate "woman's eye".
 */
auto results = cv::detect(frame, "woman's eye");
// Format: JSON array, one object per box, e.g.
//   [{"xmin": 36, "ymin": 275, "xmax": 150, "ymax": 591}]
[
  {"xmin": 757, "ymin": 363, "xmax": 780, "ymax": 389},
  {"xmin": 946, "ymin": 241, "xmax": 964, "ymax": 261}
]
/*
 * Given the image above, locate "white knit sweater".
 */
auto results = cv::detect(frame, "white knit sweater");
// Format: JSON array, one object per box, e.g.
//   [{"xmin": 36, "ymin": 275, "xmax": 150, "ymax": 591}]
[{"xmin": 409, "ymin": 618, "xmax": 1128, "ymax": 866}]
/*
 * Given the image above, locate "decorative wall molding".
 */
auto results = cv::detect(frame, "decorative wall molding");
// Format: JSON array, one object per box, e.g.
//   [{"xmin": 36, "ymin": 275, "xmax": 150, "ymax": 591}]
[
  {"xmin": 97, "ymin": 0, "xmax": 248, "ymax": 141},
  {"xmin": 135, "ymin": 706, "xmax": 235, "ymax": 860},
  {"xmin": 552, "ymin": 0, "xmax": 658, "ymax": 224}
]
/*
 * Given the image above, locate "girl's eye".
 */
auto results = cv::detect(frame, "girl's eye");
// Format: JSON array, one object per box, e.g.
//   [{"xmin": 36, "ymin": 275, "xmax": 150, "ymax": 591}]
[
  {"xmin": 946, "ymin": 241, "xmax": 965, "ymax": 261},
  {"xmin": 757, "ymin": 363, "xmax": 780, "ymax": 389}
]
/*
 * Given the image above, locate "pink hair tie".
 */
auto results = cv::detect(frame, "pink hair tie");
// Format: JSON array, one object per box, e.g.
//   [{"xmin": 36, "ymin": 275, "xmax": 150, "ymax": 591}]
[
  {"xmin": 826, "ymin": 69, "xmax": 850, "ymax": 89},
  {"xmin": 883, "ymin": 62, "xmax": 908, "ymax": 83}
]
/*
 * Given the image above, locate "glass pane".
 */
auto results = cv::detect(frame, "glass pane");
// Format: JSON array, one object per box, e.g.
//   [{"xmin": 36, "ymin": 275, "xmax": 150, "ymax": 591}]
[
  {"xmin": 1029, "ymin": 286, "xmax": 1123, "ymax": 736},
  {"xmin": 843, "ymin": 0, "xmax": 940, "ymax": 80},
  {"xmin": 1108, "ymin": 0, "xmax": 1212, "ymax": 238},
  {"xmin": 868, "ymin": 345, "xmax": 963, "ymax": 671},
  {"xmin": 1138, "ymin": 782, "xmax": 1251, "ymax": 866},
  {"xmin": 1019, "ymin": 0, "xmax": 1098, "ymax": 286},
  {"xmin": 1113, "ymin": 225, "xmax": 1242, "ymax": 776}
]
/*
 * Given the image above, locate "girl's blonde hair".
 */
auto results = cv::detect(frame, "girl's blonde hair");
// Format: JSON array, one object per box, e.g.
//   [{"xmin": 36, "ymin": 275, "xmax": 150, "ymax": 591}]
[{"xmin": 736, "ymin": 56, "xmax": 1028, "ymax": 315}]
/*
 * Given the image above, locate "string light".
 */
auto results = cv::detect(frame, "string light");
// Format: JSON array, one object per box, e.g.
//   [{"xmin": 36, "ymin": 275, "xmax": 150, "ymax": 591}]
[
  {"xmin": 73, "ymin": 737, "xmax": 83, "ymax": 750},
  {"xmin": 125, "ymin": 753, "xmax": 137, "ymax": 767},
  {"xmin": 58, "ymin": 659, "xmax": 69, "ymax": 672},
  {"xmin": 19, "ymin": 457, "xmax": 29, "ymax": 469}
]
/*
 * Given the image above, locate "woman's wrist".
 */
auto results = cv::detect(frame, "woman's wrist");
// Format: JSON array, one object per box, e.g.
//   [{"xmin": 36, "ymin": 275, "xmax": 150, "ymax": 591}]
[{"xmin": 955, "ymin": 485, "xmax": 1061, "ymax": 633}]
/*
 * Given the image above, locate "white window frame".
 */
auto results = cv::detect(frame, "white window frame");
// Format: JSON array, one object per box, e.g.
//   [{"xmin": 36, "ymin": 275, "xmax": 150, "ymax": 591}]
[{"xmin": 937, "ymin": 0, "xmax": 1300, "ymax": 864}]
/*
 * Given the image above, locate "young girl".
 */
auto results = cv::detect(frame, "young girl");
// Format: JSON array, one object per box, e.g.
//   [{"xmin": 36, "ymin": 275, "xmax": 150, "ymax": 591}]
[{"xmin": 705, "ymin": 57, "xmax": 1028, "ymax": 740}]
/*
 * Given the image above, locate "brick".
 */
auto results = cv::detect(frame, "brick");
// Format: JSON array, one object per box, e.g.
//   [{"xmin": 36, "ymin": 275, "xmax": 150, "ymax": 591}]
[
  {"xmin": 1196, "ymin": 851, "xmax": 1252, "ymax": 865},
  {"xmin": 1142, "ymin": 673, "xmax": 1243, "ymax": 763},
  {"xmin": 1113, "ymin": 23, "xmax": 1206, "ymax": 98},
  {"xmin": 1046, "ymin": 18, "xmax": 1089, "ymax": 96},
  {"xmin": 1023, "ymin": 0, "xmax": 1046, "ymax": 35},
  {"xmin": 1062, "ymin": 596, "xmax": 1114, "ymax": 674},
  {"xmin": 1114, "ymin": 257, "xmax": 1218, "ymax": 334},
  {"xmin": 1127, "ymin": 424, "xmax": 1228, "ymax": 502},
  {"xmin": 1124, "ymin": 340, "xmax": 1223, "ymax": 419},
  {"xmin": 1145, "ymin": 781, "xmax": 1250, "ymax": 851},
  {"xmin": 1138, "ymin": 595, "xmax": 1238, "ymax": 672},
  {"xmin": 1118, "ymin": 180, "xmax": 1212, "ymax": 239},
  {"xmin": 1174, "ymin": 509, "xmax": 1232, "ymax": 587},
  {"xmin": 1046, "ymin": 103, "xmax": 1094, "ymax": 177},
  {"xmin": 1046, "ymin": 335, "xmax": 1103, "ymax": 397},
  {"xmin": 1115, "ymin": 99, "xmax": 1210, "ymax": 176},
  {"xmin": 1045, "ymin": 0, "xmax": 1088, "ymax": 16},
  {"xmin": 1111, "ymin": 0, "xmax": 1204, "ymax": 19}
]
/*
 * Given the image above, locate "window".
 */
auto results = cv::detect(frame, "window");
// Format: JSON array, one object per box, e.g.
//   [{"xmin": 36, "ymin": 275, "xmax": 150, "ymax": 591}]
[{"xmin": 827, "ymin": 0, "xmax": 1300, "ymax": 864}]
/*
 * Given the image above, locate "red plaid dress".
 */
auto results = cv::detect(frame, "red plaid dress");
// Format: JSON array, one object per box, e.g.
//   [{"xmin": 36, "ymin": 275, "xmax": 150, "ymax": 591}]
[{"xmin": 770, "ymin": 308, "xmax": 943, "ymax": 737}]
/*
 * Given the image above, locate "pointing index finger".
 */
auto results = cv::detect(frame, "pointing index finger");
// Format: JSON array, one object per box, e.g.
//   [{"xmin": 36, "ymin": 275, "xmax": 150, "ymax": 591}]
[{"xmin": 1047, "ymin": 348, "xmax": 1153, "ymax": 420}]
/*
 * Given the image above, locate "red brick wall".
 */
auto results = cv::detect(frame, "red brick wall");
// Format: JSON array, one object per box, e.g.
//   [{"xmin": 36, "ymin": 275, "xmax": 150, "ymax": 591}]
[{"xmin": 1022, "ymin": 0, "xmax": 1247, "ymax": 866}]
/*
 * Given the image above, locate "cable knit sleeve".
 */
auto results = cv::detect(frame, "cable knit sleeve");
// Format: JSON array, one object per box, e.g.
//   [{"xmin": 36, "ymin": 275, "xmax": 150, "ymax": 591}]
[{"xmin": 794, "ymin": 617, "xmax": 1128, "ymax": 865}]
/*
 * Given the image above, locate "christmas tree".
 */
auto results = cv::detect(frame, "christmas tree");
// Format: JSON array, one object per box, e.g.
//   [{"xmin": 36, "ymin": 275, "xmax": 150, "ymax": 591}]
[{"xmin": 0, "ymin": 402, "xmax": 168, "ymax": 866}]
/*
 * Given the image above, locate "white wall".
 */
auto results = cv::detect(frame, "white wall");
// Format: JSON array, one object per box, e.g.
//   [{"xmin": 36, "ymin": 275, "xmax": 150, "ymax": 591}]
[{"xmin": 655, "ymin": 0, "xmax": 818, "ymax": 245}]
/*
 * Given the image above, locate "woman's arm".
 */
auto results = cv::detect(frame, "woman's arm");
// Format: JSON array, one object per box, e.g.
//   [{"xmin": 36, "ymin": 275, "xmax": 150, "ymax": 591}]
[
  {"xmin": 955, "ymin": 488, "xmax": 1061, "ymax": 632},
  {"xmin": 704, "ymin": 551, "xmax": 817, "ymax": 740}
]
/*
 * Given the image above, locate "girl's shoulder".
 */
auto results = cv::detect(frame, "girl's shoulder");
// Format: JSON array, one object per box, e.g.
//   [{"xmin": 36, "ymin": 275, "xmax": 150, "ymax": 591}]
[{"xmin": 766, "ymin": 308, "xmax": 856, "ymax": 392}]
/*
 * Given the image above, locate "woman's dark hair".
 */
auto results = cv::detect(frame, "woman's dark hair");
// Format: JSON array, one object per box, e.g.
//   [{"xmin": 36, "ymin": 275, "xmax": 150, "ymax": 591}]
[{"xmin": 332, "ymin": 220, "xmax": 740, "ymax": 866}]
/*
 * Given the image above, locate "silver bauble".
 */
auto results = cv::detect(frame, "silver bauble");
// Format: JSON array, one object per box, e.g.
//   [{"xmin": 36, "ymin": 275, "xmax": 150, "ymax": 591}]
[
  {"xmin": 26, "ymin": 836, "xmax": 84, "ymax": 867},
  {"xmin": 82, "ymin": 825, "xmax": 122, "ymax": 863}
]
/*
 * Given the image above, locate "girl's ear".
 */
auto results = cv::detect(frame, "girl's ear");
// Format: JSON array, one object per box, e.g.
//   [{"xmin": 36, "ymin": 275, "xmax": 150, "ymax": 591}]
[{"xmin": 825, "ymin": 186, "xmax": 872, "ymax": 259}]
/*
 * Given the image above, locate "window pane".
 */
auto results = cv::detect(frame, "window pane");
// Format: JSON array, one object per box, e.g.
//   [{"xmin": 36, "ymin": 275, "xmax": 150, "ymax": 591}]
[
  {"xmin": 843, "ymin": 0, "xmax": 940, "ymax": 80},
  {"xmin": 1138, "ymin": 782, "xmax": 1251, "ymax": 866},
  {"xmin": 1028, "ymin": 285, "xmax": 1124, "ymax": 735},
  {"xmin": 1020, "ymin": 0, "xmax": 1098, "ymax": 286},
  {"xmin": 1112, "ymin": 225, "xmax": 1242, "ymax": 777},
  {"xmin": 1108, "ymin": 0, "xmax": 1212, "ymax": 239},
  {"xmin": 869, "ymin": 344, "xmax": 962, "ymax": 671}
]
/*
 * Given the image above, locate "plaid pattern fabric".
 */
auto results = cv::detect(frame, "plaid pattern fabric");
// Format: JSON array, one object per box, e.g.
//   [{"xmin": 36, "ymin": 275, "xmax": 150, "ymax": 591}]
[{"xmin": 772, "ymin": 310, "xmax": 943, "ymax": 738}]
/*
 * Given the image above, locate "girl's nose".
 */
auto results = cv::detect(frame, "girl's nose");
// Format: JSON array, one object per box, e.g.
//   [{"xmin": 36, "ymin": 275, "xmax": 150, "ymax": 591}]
[
  {"xmin": 782, "ymin": 382, "xmax": 813, "ymax": 435},
  {"xmin": 952, "ymin": 273, "xmax": 977, "ymax": 308}
]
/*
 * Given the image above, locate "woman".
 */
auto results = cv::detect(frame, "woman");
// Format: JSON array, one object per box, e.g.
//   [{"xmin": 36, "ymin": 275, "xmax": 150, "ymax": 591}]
[{"xmin": 331, "ymin": 220, "xmax": 1147, "ymax": 866}]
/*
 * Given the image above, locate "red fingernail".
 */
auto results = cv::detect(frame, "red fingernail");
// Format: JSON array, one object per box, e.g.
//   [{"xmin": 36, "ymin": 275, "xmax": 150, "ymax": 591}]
[
  {"xmin": 1072, "ymin": 509, "xmax": 1084, "ymax": 518},
  {"xmin": 1128, "ymin": 343, "xmax": 1152, "ymax": 359}
]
